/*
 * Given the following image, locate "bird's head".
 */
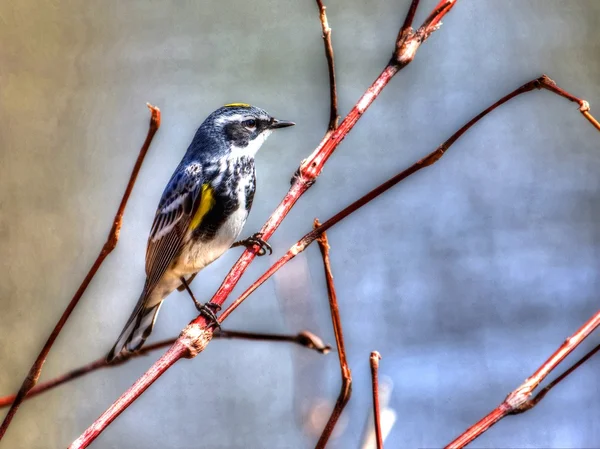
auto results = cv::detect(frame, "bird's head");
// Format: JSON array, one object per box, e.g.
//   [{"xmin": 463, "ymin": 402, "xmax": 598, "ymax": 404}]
[{"xmin": 194, "ymin": 103, "xmax": 295, "ymax": 159}]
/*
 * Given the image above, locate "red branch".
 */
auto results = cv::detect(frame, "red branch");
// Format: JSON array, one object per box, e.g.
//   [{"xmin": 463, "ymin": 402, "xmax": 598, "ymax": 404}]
[
  {"xmin": 71, "ymin": 66, "xmax": 600, "ymax": 447},
  {"xmin": 219, "ymin": 75, "xmax": 600, "ymax": 321},
  {"xmin": 0, "ymin": 104, "xmax": 161, "ymax": 441},
  {"xmin": 315, "ymin": 0, "xmax": 338, "ymax": 131},
  {"xmin": 69, "ymin": 3, "xmax": 458, "ymax": 447},
  {"xmin": 401, "ymin": 0, "xmax": 421, "ymax": 33},
  {"xmin": 0, "ymin": 329, "xmax": 329, "ymax": 409},
  {"xmin": 523, "ymin": 342, "xmax": 600, "ymax": 410},
  {"xmin": 199, "ymin": 0, "xmax": 457, "ymax": 329},
  {"xmin": 370, "ymin": 351, "xmax": 383, "ymax": 449},
  {"xmin": 445, "ymin": 309, "xmax": 600, "ymax": 448},
  {"xmin": 314, "ymin": 220, "xmax": 352, "ymax": 448}
]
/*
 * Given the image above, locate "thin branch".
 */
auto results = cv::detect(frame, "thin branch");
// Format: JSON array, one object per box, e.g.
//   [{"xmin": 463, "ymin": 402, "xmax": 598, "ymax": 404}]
[
  {"xmin": 314, "ymin": 220, "xmax": 352, "ymax": 449},
  {"xmin": 393, "ymin": 0, "xmax": 458, "ymax": 67},
  {"xmin": 216, "ymin": 329, "xmax": 331, "ymax": 354},
  {"xmin": 539, "ymin": 77, "xmax": 600, "ymax": 131},
  {"xmin": 72, "ymin": 70, "xmax": 598, "ymax": 447},
  {"xmin": 217, "ymin": 75, "xmax": 599, "ymax": 324},
  {"xmin": 0, "ymin": 329, "xmax": 330, "ymax": 409},
  {"xmin": 445, "ymin": 310, "xmax": 600, "ymax": 449},
  {"xmin": 316, "ymin": 0, "xmax": 338, "ymax": 131},
  {"xmin": 519, "ymin": 341, "xmax": 600, "ymax": 412},
  {"xmin": 400, "ymin": 0, "xmax": 421, "ymax": 34},
  {"xmin": 424, "ymin": 0, "xmax": 458, "ymax": 32},
  {"xmin": 69, "ymin": 3, "xmax": 458, "ymax": 447},
  {"xmin": 0, "ymin": 104, "xmax": 161, "ymax": 441},
  {"xmin": 370, "ymin": 351, "xmax": 383, "ymax": 449}
]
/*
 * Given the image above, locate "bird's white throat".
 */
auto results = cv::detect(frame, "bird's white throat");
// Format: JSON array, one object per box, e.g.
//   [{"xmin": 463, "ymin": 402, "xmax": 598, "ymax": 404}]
[{"xmin": 231, "ymin": 129, "xmax": 273, "ymax": 158}]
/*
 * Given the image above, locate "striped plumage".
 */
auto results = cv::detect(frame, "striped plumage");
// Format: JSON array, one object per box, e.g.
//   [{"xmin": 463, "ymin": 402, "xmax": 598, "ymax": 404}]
[{"xmin": 107, "ymin": 104, "xmax": 294, "ymax": 362}]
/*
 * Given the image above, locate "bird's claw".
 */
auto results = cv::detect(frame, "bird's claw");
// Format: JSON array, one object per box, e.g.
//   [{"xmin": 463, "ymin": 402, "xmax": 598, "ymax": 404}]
[
  {"xmin": 196, "ymin": 302, "xmax": 221, "ymax": 330},
  {"xmin": 232, "ymin": 232, "xmax": 272, "ymax": 256}
]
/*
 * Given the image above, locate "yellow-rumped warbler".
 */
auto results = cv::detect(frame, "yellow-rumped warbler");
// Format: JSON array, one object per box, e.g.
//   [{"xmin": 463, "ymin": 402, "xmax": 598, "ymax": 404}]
[{"xmin": 107, "ymin": 104, "xmax": 294, "ymax": 361}]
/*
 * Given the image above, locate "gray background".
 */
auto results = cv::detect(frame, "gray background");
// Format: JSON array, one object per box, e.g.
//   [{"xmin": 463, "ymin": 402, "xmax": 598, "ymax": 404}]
[{"xmin": 1, "ymin": 1, "xmax": 599, "ymax": 448}]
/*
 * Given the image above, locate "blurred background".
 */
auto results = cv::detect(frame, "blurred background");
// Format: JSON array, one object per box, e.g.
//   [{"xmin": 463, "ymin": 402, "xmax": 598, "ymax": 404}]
[{"xmin": 1, "ymin": 1, "xmax": 599, "ymax": 448}]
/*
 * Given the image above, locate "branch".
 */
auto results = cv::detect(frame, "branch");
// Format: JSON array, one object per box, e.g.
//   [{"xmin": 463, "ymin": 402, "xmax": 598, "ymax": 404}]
[
  {"xmin": 393, "ymin": 0, "xmax": 457, "ymax": 67},
  {"xmin": 521, "ymin": 342, "xmax": 600, "ymax": 411},
  {"xmin": 539, "ymin": 76, "xmax": 600, "ymax": 131},
  {"xmin": 216, "ymin": 329, "xmax": 331, "ymax": 354},
  {"xmin": 0, "ymin": 329, "xmax": 330, "ymax": 409},
  {"xmin": 400, "ymin": 0, "xmax": 420, "ymax": 34},
  {"xmin": 316, "ymin": 0, "xmax": 338, "ymax": 131},
  {"xmin": 69, "ymin": 3, "xmax": 458, "ymax": 447},
  {"xmin": 370, "ymin": 351, "xmax": 383, "ymax": 449},
  {"xmin": 314, "ymin": 220, "xmax": 352, "ymax": 448},
  {"xmin": 72, "ymin": 66, "xmax": 600, "ymax": 447},
  {"xmin": 0, "ymin": 104, "xmax": 161, "ymax": 440},
  {"xmin": 219, "ymin": 75, "xmax": 600, "ymax": 322},
  {"xmin": 445, "ymin": 309, "xmax": 600, "ymax": 449}
]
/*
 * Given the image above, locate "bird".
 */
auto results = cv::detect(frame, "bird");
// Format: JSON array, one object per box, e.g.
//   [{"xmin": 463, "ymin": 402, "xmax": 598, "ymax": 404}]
[{"xmin": 106, "ymin": 103, "xmax": 294, "ymax": 362}]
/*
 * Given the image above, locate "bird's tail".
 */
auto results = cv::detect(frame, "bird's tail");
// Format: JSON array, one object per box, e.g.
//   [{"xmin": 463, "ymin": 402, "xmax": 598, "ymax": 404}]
[{"xmin": 106, "ymin": 290, "xmax": 163, "ymax": 363}]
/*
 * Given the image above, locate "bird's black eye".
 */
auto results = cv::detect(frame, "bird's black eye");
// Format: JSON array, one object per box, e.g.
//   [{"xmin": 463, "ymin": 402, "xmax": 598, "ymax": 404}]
[{"xmin": 242, "ymin": 119, "xmax": 257, "ymax": 129}]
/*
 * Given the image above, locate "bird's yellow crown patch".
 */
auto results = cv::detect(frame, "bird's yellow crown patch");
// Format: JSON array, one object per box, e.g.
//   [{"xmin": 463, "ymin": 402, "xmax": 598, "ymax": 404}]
[{"xmin": 224, "ymin": 103, "xmax": 251, "ymax": 108}]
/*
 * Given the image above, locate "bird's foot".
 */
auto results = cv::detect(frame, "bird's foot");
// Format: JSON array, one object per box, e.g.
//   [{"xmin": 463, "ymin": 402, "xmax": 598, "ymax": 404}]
[
  {"xmin": 196, "ymin": 302, "xmax": 222, "ymax": 330},
  {"xmin": 231, "ymin": 232, "xmax": 272, "ymax": 256}
]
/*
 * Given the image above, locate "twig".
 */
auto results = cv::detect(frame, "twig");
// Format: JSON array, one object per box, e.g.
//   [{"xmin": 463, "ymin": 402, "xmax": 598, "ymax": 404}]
[
  {"xmin": 445, "ymin": 310, "xmax": 600, "ymax": 449},
  {"xmin": 393, "ymin": 0, "xmax": 457, "ymax": 67},
  {"xmin": 400, "ymin": 0, "xmax": 421, "ymax": 34},
  {"xmin": 71, "ymin": 74, "xmax": 598, "ymax": 449},
  {"xmin": 521, "ymin": 342, "xmax": 600, "ymax": 411},
  {"xmin": 218, "ymin": 75, "xmax": 599, "ymax": 323},
  {"xmin": 0, "ymin": 104, "xmax": 161, "ymax": 440},
  {"xmin": 506, "ymin": 340, "xmax": 599, "ymax": 415},
  {"xmin": 314, "ymin": 220, "xmax": 352, "ymax": 448},
  {"xmin": 69, "ymin": 3, "xmax": 458, "ymax": 447},
  {"xmin": 0, "ymin": 329, "xmax": 330, "ymax": 409},
  {"xmin": 539, "ymin": 76, "xmax": 600, "ymax": 131},
  {"xmin": 217, "ymin": 329, "xmax": 331, "ymax": 354},
  {"xmin": 370, "ymin": 351, "xmax": 383, "ymax": 449},
  {"xmin": 316, "ymin": 0, "xmax": 338, "ymax": 131}
]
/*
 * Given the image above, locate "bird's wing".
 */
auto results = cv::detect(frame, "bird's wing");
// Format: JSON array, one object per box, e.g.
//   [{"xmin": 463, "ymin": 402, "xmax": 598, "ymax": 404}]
[{"xmin": 145, "ymin": 162, "xmax": 216, "ymax": 292}]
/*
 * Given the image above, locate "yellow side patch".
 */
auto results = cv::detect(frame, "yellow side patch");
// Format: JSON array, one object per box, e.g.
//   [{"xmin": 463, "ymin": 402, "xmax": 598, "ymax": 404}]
[
  {"xmin": 224, "ymin": 102, "xmax": 251, "ymax": 108},
  {"xmin": 189, "ymin": 184, "xmax": 216, "ymax": 230}
]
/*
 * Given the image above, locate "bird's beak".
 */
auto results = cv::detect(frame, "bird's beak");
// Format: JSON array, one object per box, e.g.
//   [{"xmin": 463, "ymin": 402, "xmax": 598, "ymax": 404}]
[{"xmin": 270, "ymin": 118, "xmax": 295, "ymax": 129}]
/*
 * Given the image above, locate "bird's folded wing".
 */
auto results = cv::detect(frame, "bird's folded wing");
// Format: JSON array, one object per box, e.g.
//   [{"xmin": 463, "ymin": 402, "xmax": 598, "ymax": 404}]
[{"xmin": 145, "ymin": 162, "xmax": 214, "ymax": 292}]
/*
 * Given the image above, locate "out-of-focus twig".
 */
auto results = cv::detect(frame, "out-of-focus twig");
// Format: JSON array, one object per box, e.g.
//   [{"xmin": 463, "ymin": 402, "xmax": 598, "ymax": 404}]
[
  {"xmin": 370, "ymin": 351, "xmax": 383, "ymax": 449},
  {"xmin": 0, "ymin": 104, "xmax": 161, "ymax": 441},
  {"xmin": 314, "ymin": 220, "xmax": 352, "ymax": 448},
  {"xmin": 445, "ymin": 310, "xmax": 600, "ymax": 448}
]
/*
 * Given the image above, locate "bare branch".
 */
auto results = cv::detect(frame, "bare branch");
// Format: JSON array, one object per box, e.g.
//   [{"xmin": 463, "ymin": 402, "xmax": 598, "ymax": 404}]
[
  {"xmin": 370, "ymin": 351, "xmax": 383, "ymax": 449},
  {"xmin": 216, "ymin": 329, "xmax": 331, "ymax": 354},
  {"xmin": 316, "ymin": 0, "xmax": 338, "ymax": 131},
  {"xmin": 445, "ymin": 310, "xmax": 600, "ymax": 448},
  {"xmin": 393, "ymin": 0, "xmax": 458, "ymax": 67},
  {"xmin": 0, "ymin": 104, "xmax": 161, "ymax": 441},
  {"xmin": 537, "ymin": 74, "xmax": 600, "ymax": 131},
  {"xmin": 68, "ymin": 4, "xmax": 461, "ymax": 446},
  {"xmin": 0, "ymin": 329, "xmax": 329, "ymax": 409},
  {"xmin": 218, "ymin": 75, "xmax": 599, "ymax": 325},
  {"xmin": 314, "ymin": 220, "xmax": 352, "ymax": 448},
  {"xmin": 519, "ymin": 342, "xmax": 600, "ymax": 412},
  {"xmin": 400, "ymin": 0, "xmax": 421, "ymax": 35}
]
